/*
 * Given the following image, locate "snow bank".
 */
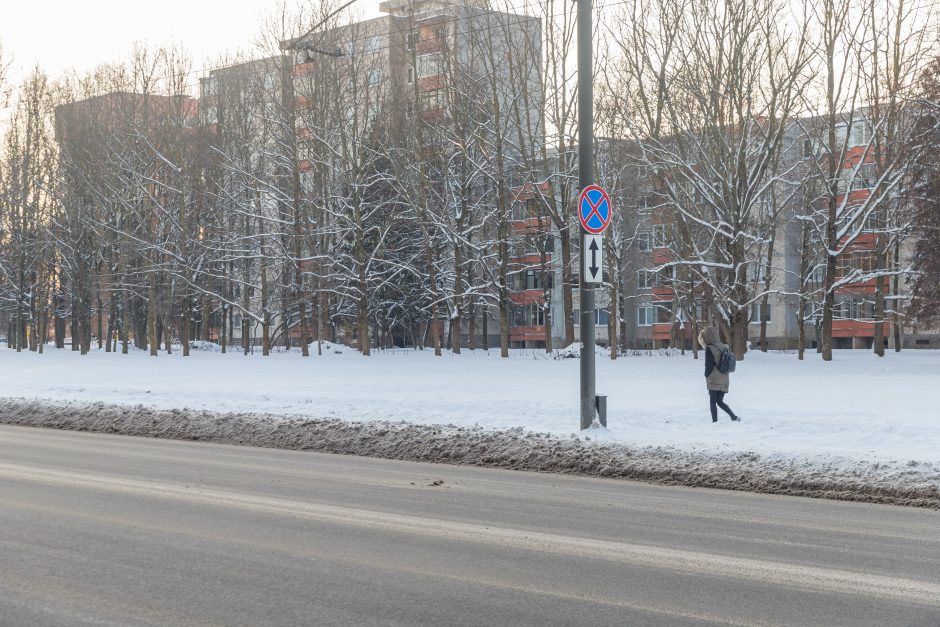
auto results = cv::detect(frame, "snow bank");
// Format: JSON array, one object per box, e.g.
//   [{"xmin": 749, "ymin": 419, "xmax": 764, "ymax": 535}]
[
  {"xmin": 1, "ymin": 399, "xmax": 935, "ymax": 508},
  {"xmin": 1, "ymin": 345, "xmax": 938, "ymax": 507}
]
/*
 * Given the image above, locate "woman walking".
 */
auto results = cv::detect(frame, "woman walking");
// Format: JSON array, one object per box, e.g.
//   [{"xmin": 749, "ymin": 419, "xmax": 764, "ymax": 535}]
[{"xmin": 698, "ymin": 326, "xmax": 740, "ymax": 423}]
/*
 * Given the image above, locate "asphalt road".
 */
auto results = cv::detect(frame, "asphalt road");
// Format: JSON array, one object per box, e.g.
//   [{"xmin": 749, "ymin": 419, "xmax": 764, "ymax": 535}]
[{"xmin": 0, "ymin": 424, "xmax": 938, "ymax": 626}]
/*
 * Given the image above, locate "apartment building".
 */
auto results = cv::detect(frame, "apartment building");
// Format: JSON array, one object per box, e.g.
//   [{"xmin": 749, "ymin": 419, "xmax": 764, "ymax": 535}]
[
  {"xmin": 53, "ymin": 92, "xmax": 201, "ymax": 351},
  {"xmin": 289, "ymin": 0, "xmax": 544, "ymax": 350},
  {"xmin": 515, "ymin": 118, "xmax": 940, "ymax": 353},
  {"xmin": 199, "ymin": 57, "xmax": 292, "ymax": 347}
]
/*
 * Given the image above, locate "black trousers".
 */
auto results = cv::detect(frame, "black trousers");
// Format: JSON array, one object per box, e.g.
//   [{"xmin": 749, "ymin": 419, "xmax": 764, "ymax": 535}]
[{"xmin": 709, "ymin": 390, "xmax": 735, "ymax": 422}]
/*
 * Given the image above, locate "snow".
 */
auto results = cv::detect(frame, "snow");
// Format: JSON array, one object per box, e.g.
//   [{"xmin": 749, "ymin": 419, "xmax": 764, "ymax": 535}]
[{"xmin": 1, "ymin": 344, "xmax": 938, "ymax": 501}]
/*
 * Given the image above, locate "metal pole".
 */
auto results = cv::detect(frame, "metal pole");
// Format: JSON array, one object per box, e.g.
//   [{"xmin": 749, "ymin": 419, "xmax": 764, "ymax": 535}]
[{"xmin": 578, "ymin": 0, "xmax": 595, "ymax": 430}]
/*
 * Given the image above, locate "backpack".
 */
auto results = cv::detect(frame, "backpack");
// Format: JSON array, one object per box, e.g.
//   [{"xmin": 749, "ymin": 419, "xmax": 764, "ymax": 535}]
[{"xmin": 717, "ymin": 347, "xmax": 736, "ymax": 374}]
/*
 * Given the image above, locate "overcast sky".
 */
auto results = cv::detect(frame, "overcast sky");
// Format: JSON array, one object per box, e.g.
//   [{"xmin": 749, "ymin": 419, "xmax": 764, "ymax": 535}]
[{"xmin": 1, "ymin": 1, "xmax": 379, "ymax": 87}]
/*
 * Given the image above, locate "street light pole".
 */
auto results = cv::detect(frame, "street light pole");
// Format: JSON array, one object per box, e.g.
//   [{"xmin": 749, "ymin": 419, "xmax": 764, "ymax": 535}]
[{"xmin": 578, "ymin": 0, "xmax": 595, "ymax": 430}]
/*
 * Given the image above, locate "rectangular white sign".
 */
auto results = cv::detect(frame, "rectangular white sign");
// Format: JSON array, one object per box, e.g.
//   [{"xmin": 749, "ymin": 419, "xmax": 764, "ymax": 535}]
[{"xmin": 583, "ymin": 234, "xmax": 603, "ymax": 284}]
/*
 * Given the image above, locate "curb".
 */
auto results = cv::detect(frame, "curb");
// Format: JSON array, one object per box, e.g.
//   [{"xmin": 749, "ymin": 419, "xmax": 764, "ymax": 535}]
[{"xmin": 1, "ymin": 398, "xmax": 937, "ymax": 510}]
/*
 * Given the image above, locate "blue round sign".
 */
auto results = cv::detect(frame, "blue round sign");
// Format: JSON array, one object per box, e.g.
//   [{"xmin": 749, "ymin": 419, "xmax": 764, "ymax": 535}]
[{"xmin": 578, "ymin": 185, "xmax": 611, "ymax": 234}]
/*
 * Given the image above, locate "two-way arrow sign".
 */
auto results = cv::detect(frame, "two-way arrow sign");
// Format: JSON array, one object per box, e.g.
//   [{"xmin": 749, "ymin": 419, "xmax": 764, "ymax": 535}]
[{"xmin": 583, "ymin": 234, "xmax": 603, "ymax": 284}]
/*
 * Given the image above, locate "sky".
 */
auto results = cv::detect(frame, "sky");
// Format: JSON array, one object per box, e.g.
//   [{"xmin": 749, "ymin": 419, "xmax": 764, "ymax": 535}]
[{"xmin": 0, "ymin": 1, "xmax": 379, "ymax": 89}]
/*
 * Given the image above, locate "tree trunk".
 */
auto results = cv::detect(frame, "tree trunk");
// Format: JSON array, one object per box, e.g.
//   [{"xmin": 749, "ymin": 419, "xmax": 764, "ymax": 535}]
[
  {"xmin": 300, "ymin": 300, "xmax": 309, "ymax": 357},
  {"xmin": 221, "ymin": 303, "xmax": 227, "ymax": 354},
  {"xmin": 242, "ymin": 317, "xmax": 250, "ymax": 355},
  {"xmin": 608, "ymin": 280, "xmax": 618, "ymax": 360},
  {"xmin": 262, "ymin": 310, "xmax": 271, "ymax": 357},
  {"xmin": 163, "ymin": 315, "xmax": 172, "ymax": 355},
  {"xmin": 873, "ymin": 275, "xmax": 886, "ymax": 357},
  {"xmin": 358, "ymin": 261, "xmax": 370, "ymax": 356},
  {"xmin": 821, "ymin": 248, "xmax": 837, "ymax": 361},
  {"xmin": 147, "ymin": 278, "xmax": 158, "ymax": 356},
  {"xmin": 121, "ymin": 290, "xmax": 130, "ymax": 354},
  {"xmin": 202, "ymin": 294, "xmax": 212, "ymax": 342},
  {"xmin": 181, "ymin": 297, "xmax": 190, "ymax": 357},
  {"xmin": 105, "ymin": 298, "xmax": 115, "ymax": 353},
  {"xmin": 468, "ymin": 302, "xmax": 477, "ymax": 351},
  {"xmin": 560, "ymin": 229, "xmax": 575, "ymax": 346},
  {"xmin": 427, "ymin": 246, "xmax": 441, "ymax": 357},
  {"xmin": 451, "ymin": 243, "xmax": 462, "ymax": 354},
  {"xmin": 97, "ymin": 294, "xmax": 103, "ymax": 350},
  {"xmin": 797, "ymin": 297, "xmax": 806, "ymax": 361},
  {"xmin": 873, "ymin": 220, "xmax": 888, "ymax": 357},
  {"xmin": 498, "ymin": 231, "xmax": 509, "ymax": 358},
  {"xmin": 892, "ymin": 241, "xmax": 902, "ymax": 353}
]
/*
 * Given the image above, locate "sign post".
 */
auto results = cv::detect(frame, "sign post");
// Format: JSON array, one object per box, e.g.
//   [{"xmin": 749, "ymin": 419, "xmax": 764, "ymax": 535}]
[
  {"xmin": 577, "ymin": 184, "xmax": 611, "ymax": 429},
  {"xmin": 577, "ymin": 0, "xmax": 596, "ymax": 430}
]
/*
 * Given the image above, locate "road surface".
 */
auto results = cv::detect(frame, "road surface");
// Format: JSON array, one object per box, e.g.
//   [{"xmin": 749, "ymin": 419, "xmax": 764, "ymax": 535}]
[{"xmin": 0, "ymin": 424, "xmax": 938, "ymax": 626}]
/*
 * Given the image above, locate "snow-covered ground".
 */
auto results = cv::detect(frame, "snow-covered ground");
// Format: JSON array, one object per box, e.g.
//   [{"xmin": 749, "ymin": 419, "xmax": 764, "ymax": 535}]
[{"xmin": 1, "ymin": 343, "xmax": 938, "ymax": 504}]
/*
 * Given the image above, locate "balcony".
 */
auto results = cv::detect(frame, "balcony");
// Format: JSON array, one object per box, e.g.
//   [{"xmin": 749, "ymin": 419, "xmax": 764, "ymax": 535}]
[
  {"xmin": 651, "ymin": 323, "xmax": 673, "ymax": 340},
  {"xmin": 509, "ymin": 290, "xmax": 544, "ymax": 305},
  {"xmin": 510, "ymin": 216, "xmax": 551, "ymax": 235},
  {"xmin": 832, "ymin": 319, "xmax": 892, "ymax": 338},
  {"xmin": 292, "ymin": 62, "xmax": 316, "ymax": 78},
  {"xmin": 652, "ymin": 285, "xmax": 674, "ymax": 299},
  {"xmin": 510, "ymin": 326, "xmax": 547, "ymax": 342},
  {"xmin": 509, "ymin": 254, "xmax": 548, "ymax": 268}
]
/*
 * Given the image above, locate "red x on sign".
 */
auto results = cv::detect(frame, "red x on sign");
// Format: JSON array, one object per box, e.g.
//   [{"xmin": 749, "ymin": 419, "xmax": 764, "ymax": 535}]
[{"xmin": 578, "ymin": 185, "xmax": 611, "ymax": 234}]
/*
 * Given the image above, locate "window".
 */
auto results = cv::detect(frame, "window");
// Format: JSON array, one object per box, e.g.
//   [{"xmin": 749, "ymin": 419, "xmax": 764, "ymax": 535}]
[
  {"xmin": 648, "ymin": 223, "xmax": 666, "ymax": 248},
  {"xmin": 833, "ymin": 120, "xmax": 871, "ymax": 149},
  {"xmin": 749, "ymin": 262, "xmax": 769, "ymax": 284},
  {"xmin": 808, "ymin": 264, "xmax": 825, "ymax": 285},
  {"xmin": 853, "ymin": 162, "xmax": 877, "ymax": 191},
  {"xmin": 863, "ymin": 210, "xmax": 881, "ymax": 232},
  {"xmin": 849, "ymin": 120, "xmax": 870, "ymax": 147},
  {"xmin": 749, "ymin": 302, "xmax": 772, "ymax": 324},
  {"xmin": 654, "ymin": 266, "xmax": 675, "ymax": 287},
  {"xmin": 407, "ymin": 66, "xmax": 415, "ymax": 84},
  {"xmin": 406, "ymin": 32, "xmax": 418, "ymax": 51},
  {"xmin": 417, "ymin": 53, "xmax": 443, "ymax": 78},
  {"xmin": 573, "ymin": 309, "xmax": 609, "ymax": 326},
  {"xmin": 797, "ymin": 302, "xmax": 822, "ymax": 323},
  {"xmin": 838, "ymin": 251, "xmax": 874, "ymax": 275},
  {"xmin": 638, "ymin": 270, "xmax": 655, "ymax": 289},
  {"xmin": 512, "ymin": 304, "xmax": 545, "ymax": 327},
  {"xmin": 803, "ymin": 139, "xmax": 814, "ymax": 159},
  {"xmin": 519, "ymin": 269, "xmax": 552, "ymax": 290},
  {"xmin": 419, "ymin": 89, "xmax": 444, "ymax": 111},
  {"xmin": 201, "ymin": 77, "xmax": 218, "ymax": 98},
  {"xmin": 368, "ymin": 69, "xmax": 382, "ymax": 87},
  {"xmin": 835, "ymin": 296, "xmax": 873, "ymax": 320},
  {"xmin": 525, "ymin": 197, "xmax": 539, "ymax": 217},
  {"xmin": 365, "ymin": 35, "xmax": 382, "ymax": 53},
  {"xmin": 636, "ymin": 231, "xmax": 653, "ymax": 252},
  {"xmin": 637, "ymin": 306, "xmax": 657, "ymax": 326}
]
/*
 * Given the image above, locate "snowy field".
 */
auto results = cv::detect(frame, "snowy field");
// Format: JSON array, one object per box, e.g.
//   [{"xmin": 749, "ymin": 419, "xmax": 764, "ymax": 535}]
[{"xmin": 1, "ymin": 343, "xmax": 939, "ymax": 503}]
